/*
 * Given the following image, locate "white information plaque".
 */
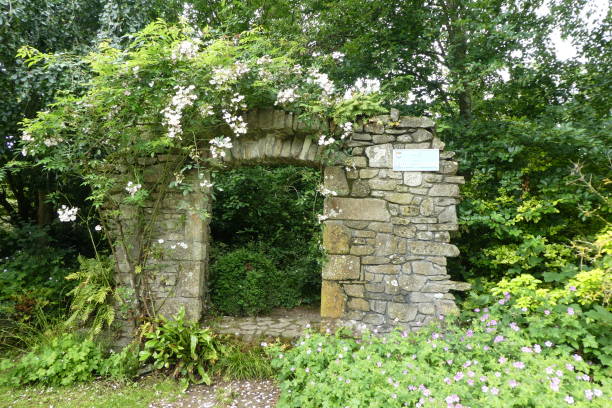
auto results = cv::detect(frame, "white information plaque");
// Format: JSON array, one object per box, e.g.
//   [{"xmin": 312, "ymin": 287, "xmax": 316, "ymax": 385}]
[{"xmin": 393, "ymin": 149, "xmax": 439, "ymax": 172}]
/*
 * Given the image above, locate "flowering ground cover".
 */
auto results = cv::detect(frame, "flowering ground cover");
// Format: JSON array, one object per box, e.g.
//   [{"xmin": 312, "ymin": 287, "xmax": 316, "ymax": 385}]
[{"xmin": 267, "ymin": 294, "xmax": 611, "ymax": 408}]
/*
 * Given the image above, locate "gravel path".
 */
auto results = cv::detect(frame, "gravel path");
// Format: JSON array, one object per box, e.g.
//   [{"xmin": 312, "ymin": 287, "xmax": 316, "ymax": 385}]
[{"xmin": 149, "ymin": 379, "xmax": 280, "ymax": 408}]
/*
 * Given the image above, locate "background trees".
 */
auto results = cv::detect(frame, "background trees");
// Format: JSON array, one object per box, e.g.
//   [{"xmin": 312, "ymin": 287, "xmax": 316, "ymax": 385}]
[{"xmin": 1, "ymin": 0, "xmax": 609, "ymax": 302}]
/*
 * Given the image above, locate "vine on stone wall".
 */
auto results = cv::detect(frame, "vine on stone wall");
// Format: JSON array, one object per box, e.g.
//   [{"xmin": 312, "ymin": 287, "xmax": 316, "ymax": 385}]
[{"xmin": 16, "ymin": 19, "xmax": 386, "ymax": 325}]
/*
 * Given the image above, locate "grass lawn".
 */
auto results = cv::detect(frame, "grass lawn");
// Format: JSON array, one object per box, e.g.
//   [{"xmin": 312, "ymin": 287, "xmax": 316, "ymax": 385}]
[{"xmin": 0, "ymin": 375, "xmax": 184, "ymax": 408}]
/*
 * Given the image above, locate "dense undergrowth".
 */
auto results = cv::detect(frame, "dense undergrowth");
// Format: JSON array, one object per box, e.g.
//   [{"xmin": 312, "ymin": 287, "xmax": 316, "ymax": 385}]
[{"xmin": 210, "ymin": 165, "xmax": 323, "ymax": 316}]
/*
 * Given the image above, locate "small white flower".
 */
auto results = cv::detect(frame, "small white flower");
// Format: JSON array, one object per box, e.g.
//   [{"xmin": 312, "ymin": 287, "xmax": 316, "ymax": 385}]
[
  {"xmin": 57, "ymin": 205, "xmax": 78, "ymax": 222},
  {"xmin": 94, "ymin": 225, "xmax": 102, "ymax": 231},
  {"xmin": 125, "ymin": 181, "xmax": 142, "ymax": 196},
  {"xmin": 158, "ymin": 239, "xmax": 165, "ymax": 244},
  {"xmin": 317, "ymin": 135, "xmax": 335, "ymax": 146},
  {"xmin": 275, "ymin": 87, "xmax": 298, "ymax": 105},
  {"xmin": 331, "ymin": 51, "xmax": 345, "ymax": 61}
]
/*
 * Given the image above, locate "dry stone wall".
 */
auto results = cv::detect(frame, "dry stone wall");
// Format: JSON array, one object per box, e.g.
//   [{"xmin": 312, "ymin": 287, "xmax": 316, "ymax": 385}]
[
  {"xmin": 320, "ymin": 110, "xmax": 468, "ymax": 332},
  {"xmin": 111, "ymin": 108, "xmax": 467, "ymax": 339}
]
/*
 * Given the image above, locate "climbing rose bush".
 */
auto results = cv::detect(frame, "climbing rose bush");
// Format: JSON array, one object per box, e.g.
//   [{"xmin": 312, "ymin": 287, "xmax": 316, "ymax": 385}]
[
  {"xmin": 267, "ymin": 294, "xmax": 611, "ymax": 408},
  {"xmin": 17, "ymin": 20, "xmax": 385, "ymax": 210}
]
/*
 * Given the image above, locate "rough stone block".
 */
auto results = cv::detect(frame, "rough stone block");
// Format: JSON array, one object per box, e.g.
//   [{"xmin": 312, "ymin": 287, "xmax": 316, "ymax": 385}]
[
  {"xmin": 398, "ymin": 273, "xmax": 427, "ymax": 291},
  {"xmin": 350, "ymin": 246, "xmax": 375, "ymax": 256},
  {"xmin": 422, "ymin": 282, "xmax": 451, "ymax": 293},
  {"xmin": 411, "ymin": 261, "xmax": 434, "ymax": 275},
  {"xmin": 359, "ymin": 169, "xmax": 379, "ymax": 179},
  {"xmin": 365, "ymin": 283, "xmax": 385, "ymax": 293},
  {"xmin": 418, "ymin": 303, "xmax": 436, "ymax": 315},
  {"xmin": 324, "ymin": 166, "xmax": 350, "ymax": 196},
  {"xmin": 345, "ymin": 221, "xmax": 369, "ymax": 229},
  {"xmin": 321, "ymin": 280, "xmax": 346, "ymax": 318},
  {"xmin": 325, "ymin": 198, "xmax": 390, "ymax": 221},
  {"xmin": 440, "ymin": 161, "xmax": 459, "ymax": 174},
  {"xmin": 385, "ymin": 192, "xmax": 414, "ymax": 205},
  {"xmin": 346, "ymin": 156, "xmax": 368, "ymax": 168},
  {"xmin": 436, "ymin": 300, "xmax": 459, "ymax": 315},
  {"xmin": 373, "ymin": 135, "xmax": 395, "ymax": 144},
  {"xmin": 366, "ymin": 264, "xmax": 400, "ymax": 274},
  {"xmin": 411, "ymin": 128, "xmax": 433, "ymax": 142},
  {"xmin": 350, "ymin": 180, "xmax": 371, "ymax": 197},
  {"xmin": 369, "ymin": 179, "xmax": 399, "ymax": 190},
  {"xmin": 429, "ymin": 184, "xmax": 460, "ymax": 197},
  {"xmin": 323, "ymin": 221, "xmax": 351, "ymax": 254},
  {"xmin": 369, "ymin": 222, "xmax": 393, "ymax": 233},
  {"xmin": 348, "ymin": 297, "xmax": 370, "ymax": 311},
  {"xmin": 365, "ymin": 144, "xmax": 393, "ymax": 167},
  {"xmin": 417, "ymin": 231, "xmax": 434, "ymax": 240},
  {"xmin": 344, "ymin": 284, "xmax": 365, "ymax": 298},
  {"xmin": 400, "ymin": 206, "xmax": 420, "ymax": 216},
  {"xmin": 438, "ymin": 206, "xmax": 457, "ymax": 224},
  {"xmin": 431, "ymin": 137, "xmax": 445, "ymax": 150},
  {"xmin": 404, "ymin": 142, "xmax": 432, "ymax": 149},
  {"xmin": 408, "ymin": 242, "xmax": 460, "ymax": 257},
  {"xmin": 388, "ymin": 303, "xmax": 418, "ymax": 322},
  {"xmin": 394, "ymin": 226, "xmax": 416, "ymax": 238},
  {"xmin": 364, "ymin": 121, "xmax": 385, "ymax": 134},
  {"xmin": 403, "ymin": 172, "xmax": 423, "ymax": 187},
  {"xmin": 352, "ymin": 133, "xmax": 372, "ymax": 141},
  {"xmin": 398, "ymin": 116, "xmax": 435, "ymax": 128},
  {"xmin": 322, "ymin": 255, "xmax": 361, "ymax": 280},
  {"xmin": 363, "ymin": 313, "xmax": 385, "ymax": 325}
]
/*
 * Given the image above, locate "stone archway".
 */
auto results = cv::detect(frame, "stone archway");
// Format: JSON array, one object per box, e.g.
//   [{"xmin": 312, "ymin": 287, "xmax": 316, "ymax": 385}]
[{"xmin": 113, "ymin": 108, "xmax": 468, "ymax": 336}]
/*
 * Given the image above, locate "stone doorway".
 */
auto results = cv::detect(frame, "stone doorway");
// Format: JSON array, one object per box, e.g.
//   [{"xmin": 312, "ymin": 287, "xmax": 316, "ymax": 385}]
[
  {"xmin": 113, "ymin": 109, "xmax": 468, "ymax": 339},
  {"xmin": 206, "ymin": 164, "xmax": 324, "ymax": 337}
]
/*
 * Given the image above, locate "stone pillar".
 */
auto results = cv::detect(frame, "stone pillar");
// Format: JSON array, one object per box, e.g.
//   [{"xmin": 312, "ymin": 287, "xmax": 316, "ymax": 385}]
[
  {"xmin": 111, "ymin": 157, "xmax": 211, "ymax": 336},
  {"xmin": 144, "ymin": 169, "xmax": 211, "ymax": 321},
  {"xmin": 320, "ymin": 114, "xmax": 467, "ymax": 332}
]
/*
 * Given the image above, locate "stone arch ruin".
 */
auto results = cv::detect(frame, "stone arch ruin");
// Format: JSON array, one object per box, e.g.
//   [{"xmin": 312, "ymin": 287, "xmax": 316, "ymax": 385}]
[{"xmin": 114, "ymin": 108, "xmax": 469, "ymax": 336}]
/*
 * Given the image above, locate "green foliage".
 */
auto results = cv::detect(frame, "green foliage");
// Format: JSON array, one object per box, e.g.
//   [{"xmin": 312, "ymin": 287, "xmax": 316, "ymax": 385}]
[
  {"xmin": 214, "ymin": 342, "xmax": 274, "ymax": 380},
  {"xmin": 0, "ymin": 333, "xmax": 105, "ymax": 386},
  {"xmin": 482, "ymin": 271, "xmax": 611, "ymax": 367},
  {"xmin": 65, "ymin": 255, "xmax": 117, "ymax": 338},
  {"xmin": 99, "ymin": 342, "xmax": 141, "ymax": 381},
  {"xmin": 139, "ymin": 308, "xmax": 220, "ymax": 385},
  {"xmin": 0, "ymin": 376, "xmax": 183, "ymax": 408},
  {"xmin": 449, "ymin": 118, "xmax": 610, "ymax": 282},
  {"xmin": 0, "ymin": 225, "xmax": 76, "ymax": 323},
  {"xmin": 211, "ymin": 165, "xmax": 323, "ymax": 306},
  {"xmin": 268, "ymin": 294, "xmax": 611, "ymax": 407},
  {"xmin": 210, "ymin": 247, "xmax": 290, "ymax": 316},
  {"xmin": 19, "ymin": 20, "xmax": 384, "ymax": 209}
]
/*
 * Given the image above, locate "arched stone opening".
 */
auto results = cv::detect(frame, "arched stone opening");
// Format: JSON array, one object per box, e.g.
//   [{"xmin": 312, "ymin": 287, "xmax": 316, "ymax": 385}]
[{"xmin": 112, "ymin": 108, "xmax": 468, "ymax": 339}]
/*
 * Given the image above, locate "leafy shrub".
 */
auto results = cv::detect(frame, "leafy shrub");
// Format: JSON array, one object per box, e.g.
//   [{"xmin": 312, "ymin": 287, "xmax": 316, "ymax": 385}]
[
  {"xmin": 211, "ymin": 247, "xmax": 292, "ymax": 316},
  {"xmin": 139, "ymin": 308, "xmax": 220, "ymax": 385},
  {"xmin": 0, "ymin": 333, "xmax": 105, "ymax": 386},
  {"xmin": 211, "ymin": 165, "xmax": 324, "ymax": 306},
  {"xmin": 483, "ymin": 274, "xmax": 611, "ymax": 367},
  {"xmin": 268, "ymin": 294, "xmax": 611, "ymax": 407},
  {"xmin": 448, "ymin": 119, "xmax": 610, "ymax": 283},
  {"xmin": 0, "ymin": 225, "xmax": 76, "ymax": 322},
  {"xmin": 65, "ymin": 255, "xmax": 118, "ymax": 337},
  {"xmin": 100, "ymin": 342, "xmax": 141, "ymax": 381},
  {"xmin": 214, "ymin": 342, "xmax": 274, "ymax": 380}
]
